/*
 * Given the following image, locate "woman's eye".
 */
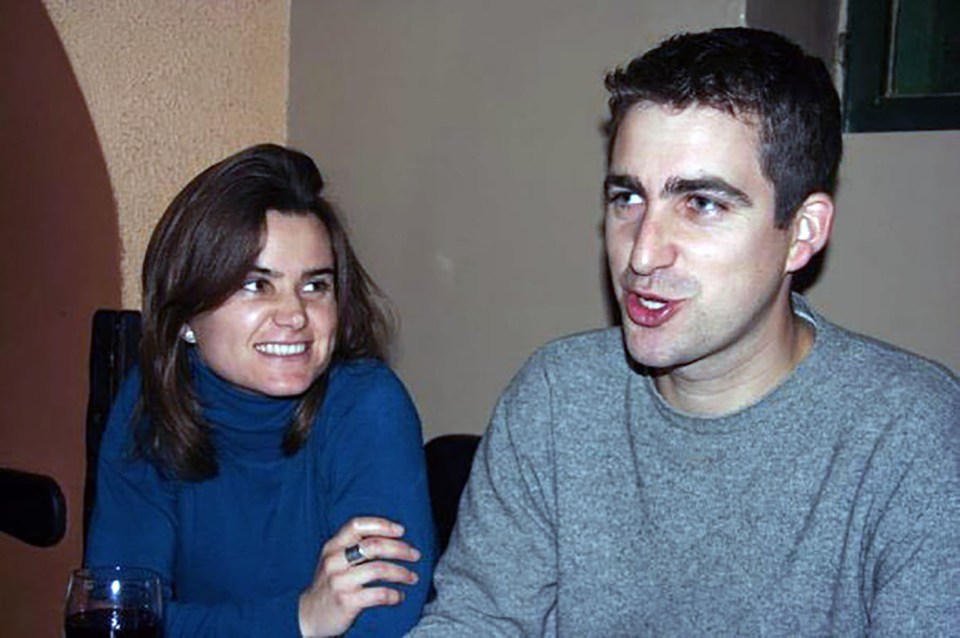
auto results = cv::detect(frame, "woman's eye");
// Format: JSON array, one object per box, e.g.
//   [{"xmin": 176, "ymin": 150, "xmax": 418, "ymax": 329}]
[
  {"xmin": 241, "ymin": 278, "xmax": 268, "ymax": 293},
  {"xmin": 303, "ymin": 278, "xmax": 333, "ymax": 294}
]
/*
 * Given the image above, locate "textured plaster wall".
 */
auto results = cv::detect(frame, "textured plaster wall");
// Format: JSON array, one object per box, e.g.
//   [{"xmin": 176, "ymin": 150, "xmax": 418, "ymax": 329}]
[{"xmin": 43, "ymin": 0, "xmax": 290, "ymax": 308}]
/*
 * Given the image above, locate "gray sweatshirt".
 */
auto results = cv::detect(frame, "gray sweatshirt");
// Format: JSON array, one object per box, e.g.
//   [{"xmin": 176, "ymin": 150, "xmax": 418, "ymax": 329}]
[{"xmin": 411, "ymin": 298, "xmax": 959, "ymax": 636}]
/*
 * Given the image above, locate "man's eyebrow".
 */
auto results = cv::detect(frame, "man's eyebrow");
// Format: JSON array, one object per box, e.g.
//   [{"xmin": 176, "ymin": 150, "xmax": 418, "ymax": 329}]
[
  {"xmin": 662, "ymin": 176, "xmax": 753, "ymax": 207},
  {"xmin": 604, "ymin": 174, "xmax": 646, "ymax": 197}
]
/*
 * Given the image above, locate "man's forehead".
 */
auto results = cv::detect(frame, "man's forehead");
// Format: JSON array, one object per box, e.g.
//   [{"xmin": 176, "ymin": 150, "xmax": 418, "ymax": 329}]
[
  {"xmin": 625, "ymin": 100, "xmax": 761, "ymax": 134},
  {"xmin": 610, "ymin": 102, "xmax": 764, "ymax": 171}
]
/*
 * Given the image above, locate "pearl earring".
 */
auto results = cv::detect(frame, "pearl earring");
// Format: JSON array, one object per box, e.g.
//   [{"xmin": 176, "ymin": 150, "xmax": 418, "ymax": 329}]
[{"xmin": 182, "ymin": 326, "xmax": 197, "ymax": 344}]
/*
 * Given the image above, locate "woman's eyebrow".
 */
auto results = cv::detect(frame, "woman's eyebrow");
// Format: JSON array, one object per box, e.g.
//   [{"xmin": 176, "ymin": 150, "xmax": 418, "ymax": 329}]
[
  {"xmin": 249, "ymin": 266, "xmax": 278, "ymax": 278},
  {"xmin": 303, "ymin": 267, "xmax": 335, "ymax": 278},
  {"xmin": 248, "ymin": 266, "xmax": 335, "ymax": 279}
]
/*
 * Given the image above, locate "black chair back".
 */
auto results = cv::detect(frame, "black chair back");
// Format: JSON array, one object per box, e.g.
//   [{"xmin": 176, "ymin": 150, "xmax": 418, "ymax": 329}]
[
  {"xmin": 424, "ymin": 433, "xmax": 481, "ymax": 553},
  {"xmin": 0, "ymin": 467, "xmax": 66, "ymax": 547},
  {"xmin": 83, "ymin": 309, "xmax": 141, "ymax": 552}
]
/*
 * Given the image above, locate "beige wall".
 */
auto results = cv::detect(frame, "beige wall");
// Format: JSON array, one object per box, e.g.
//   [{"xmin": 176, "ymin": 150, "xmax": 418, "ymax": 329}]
[
  {"xmin": 746, "ymin": 0, "xmax": 960, "ymax": 370},
  {"xmin": 290, "ymin": 0, "xmax": 958, "ymax": 442},
  {"xmin": 807, "ymin": 132, "xmax": 960, "ymax": 370},
  {"xmin": 289, "ymin": 0, "xmax": 744, "ymax": 440},
  {"xmin": 44, "ymin": 0, "xmax": 290, "ymax": 308}
]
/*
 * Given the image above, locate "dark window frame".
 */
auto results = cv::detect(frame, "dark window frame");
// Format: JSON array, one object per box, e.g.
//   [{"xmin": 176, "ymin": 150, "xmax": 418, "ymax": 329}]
[{"xmin": 843, "ymin": 0, "xmax": 960, "ymax": 132}]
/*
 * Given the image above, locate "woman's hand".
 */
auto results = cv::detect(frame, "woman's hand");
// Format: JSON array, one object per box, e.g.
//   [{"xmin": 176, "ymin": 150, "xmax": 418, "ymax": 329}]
[{"xmin": 298, "ymin": 517, "xmax": 421, "ymax": 637}]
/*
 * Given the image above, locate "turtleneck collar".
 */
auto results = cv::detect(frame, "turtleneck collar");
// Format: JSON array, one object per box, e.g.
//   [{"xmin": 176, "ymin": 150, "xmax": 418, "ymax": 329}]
[{"xmin": 189, "ymin": 349, "xmax": 300, "ymax": 463}]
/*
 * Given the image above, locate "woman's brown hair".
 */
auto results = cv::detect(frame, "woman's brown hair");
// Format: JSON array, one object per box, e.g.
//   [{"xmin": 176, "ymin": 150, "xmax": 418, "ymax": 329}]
[{"xmin": 138, "ymin": 144, "xmax": 394, "ymax": 480}]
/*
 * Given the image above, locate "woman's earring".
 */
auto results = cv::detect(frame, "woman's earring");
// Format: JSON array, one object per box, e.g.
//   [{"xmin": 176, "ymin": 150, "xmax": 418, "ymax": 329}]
[{"xmin": 181, "ymin": 326, "xmax": 197, "ymax": 344}]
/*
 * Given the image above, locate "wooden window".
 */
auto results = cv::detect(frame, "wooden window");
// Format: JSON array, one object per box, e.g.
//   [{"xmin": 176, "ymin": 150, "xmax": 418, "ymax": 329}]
[{"xmin": 843, "ymin": 0, "xmax": 960, "ymax": 131}]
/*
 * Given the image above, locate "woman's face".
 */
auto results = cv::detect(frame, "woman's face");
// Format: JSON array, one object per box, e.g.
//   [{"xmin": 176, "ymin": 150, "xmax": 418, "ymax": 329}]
[{"xmin": 188, "ymin": 211, "xmax": 338, "ymax": 397}]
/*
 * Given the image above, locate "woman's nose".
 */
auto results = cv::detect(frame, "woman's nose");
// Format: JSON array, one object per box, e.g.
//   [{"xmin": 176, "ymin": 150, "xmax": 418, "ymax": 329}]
[{"xmin": 273, "ymin": 294, "xmax": 308, "ymax": 330}]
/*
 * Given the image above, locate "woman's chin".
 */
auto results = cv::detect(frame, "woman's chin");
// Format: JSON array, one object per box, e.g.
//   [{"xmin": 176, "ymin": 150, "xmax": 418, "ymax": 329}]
[{"xmin": 241, "ymin": 372, "xmax": 321, "ymax": 398}]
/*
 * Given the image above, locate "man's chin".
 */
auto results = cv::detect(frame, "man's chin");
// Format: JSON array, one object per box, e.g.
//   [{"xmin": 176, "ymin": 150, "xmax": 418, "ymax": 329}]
[{"xmin": 621, "ymin": 324, "xmax": 692, "ymax": 372}]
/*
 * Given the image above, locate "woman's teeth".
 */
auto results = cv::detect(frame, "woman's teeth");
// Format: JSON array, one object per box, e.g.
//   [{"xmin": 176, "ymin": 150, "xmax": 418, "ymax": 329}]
[{"xmin": 255, "ymin": 343, "xmax": 307, "ymax": 356}]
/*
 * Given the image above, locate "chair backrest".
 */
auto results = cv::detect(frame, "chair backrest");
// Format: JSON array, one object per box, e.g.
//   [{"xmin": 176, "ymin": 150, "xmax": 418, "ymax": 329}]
[
  {"xmin": 424, "ymin": 433, "xmax": 481, "ymax": 553},
  {"xmin": 0, "ymin": 467, "xmax": 66, "ymax": 547},
  {"xmin": 84, "ymin": 309, "xmax": 141, "ymax": 551}
]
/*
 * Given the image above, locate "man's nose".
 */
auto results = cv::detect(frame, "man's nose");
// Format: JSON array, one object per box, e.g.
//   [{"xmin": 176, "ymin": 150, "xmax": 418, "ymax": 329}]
[
  {"xmin": 629, "ymin": 210, "xmax": 677, "ymax": 276},
  {"xmin": 273, "ymin": 292, "xmax": 308, "ymax": 330}
]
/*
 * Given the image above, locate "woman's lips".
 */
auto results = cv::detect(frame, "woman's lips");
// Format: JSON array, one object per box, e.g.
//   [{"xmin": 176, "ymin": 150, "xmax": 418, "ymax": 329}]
[
  {"xmin": 624, "ymin": 292, "xmax": 683, "ymax": 328},
  {"xmin": 254, "ymin": 341, "xmax": 310, "ymax": 357}
]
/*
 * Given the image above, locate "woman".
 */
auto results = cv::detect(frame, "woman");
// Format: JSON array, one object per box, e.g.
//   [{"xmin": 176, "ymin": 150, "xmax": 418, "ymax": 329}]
[{"xmin": 86, "ymin": 144, "xmax": 435, "ymax": 637}]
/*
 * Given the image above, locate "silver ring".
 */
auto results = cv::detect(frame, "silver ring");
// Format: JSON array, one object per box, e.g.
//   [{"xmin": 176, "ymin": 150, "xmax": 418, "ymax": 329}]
[{"xmin": 345, "ymin": 543, "xmax": 367, "ymax": 565}]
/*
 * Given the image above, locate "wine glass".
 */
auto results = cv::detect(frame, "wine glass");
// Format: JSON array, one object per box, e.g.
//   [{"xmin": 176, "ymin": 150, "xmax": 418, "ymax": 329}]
[{"xmin": 64, "ymin": 566, "xmax": 163, "ymax": 638}]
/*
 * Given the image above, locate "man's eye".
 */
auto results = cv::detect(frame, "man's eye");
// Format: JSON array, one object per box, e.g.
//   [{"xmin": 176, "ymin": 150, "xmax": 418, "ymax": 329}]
[
  {"xmin": 608, "ymin": 191, "xmax": 643, "ymax": 207},
  {"xmin": 688, "ymin": 195, "xmax": 726, "ymax": 216}
]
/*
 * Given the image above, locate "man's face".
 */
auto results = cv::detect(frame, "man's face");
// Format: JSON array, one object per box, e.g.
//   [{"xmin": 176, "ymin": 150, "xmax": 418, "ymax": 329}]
[{"xmin": 605, "ymin": 104, "xmax": 795, "ymax": 374}]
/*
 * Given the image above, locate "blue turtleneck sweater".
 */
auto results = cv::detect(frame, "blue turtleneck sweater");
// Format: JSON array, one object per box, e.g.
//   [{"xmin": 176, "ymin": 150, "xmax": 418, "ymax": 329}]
[{"xmin": 86, "ymin": 356, "xmax": 435, "ymax": 637}]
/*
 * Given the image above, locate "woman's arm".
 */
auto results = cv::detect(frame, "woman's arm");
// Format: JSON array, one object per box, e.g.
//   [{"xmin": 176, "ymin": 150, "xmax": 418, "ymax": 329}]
[{"xmin": 319, "ymin": 361, "xmax": 437, "ymax": 637}]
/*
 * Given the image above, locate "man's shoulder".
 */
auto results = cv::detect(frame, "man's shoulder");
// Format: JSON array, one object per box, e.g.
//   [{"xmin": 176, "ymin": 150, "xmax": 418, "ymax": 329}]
[
  {"xmin": 495, "ymin": 327, "xmax": 631, "ymax": 425},
  {"xmin": 818, "ymin": 317, "xmax": 957, "ymax": 397},
  {"xmin": 531, "ymin": 326, "xmax": 626, "ymax": 370},
  {"xmin": 807, "ymin": 315, "xmax": 959, "ymax": 439}
]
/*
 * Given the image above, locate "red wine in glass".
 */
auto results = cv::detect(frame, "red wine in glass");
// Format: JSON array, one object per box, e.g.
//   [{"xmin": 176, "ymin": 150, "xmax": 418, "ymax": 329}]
[
  {"xmin": 64, "ymin": 608, "xmax": 161, "ymax": 638},
  {"xmin": 64, "ymin": 567, "xmax": 163, "ymax": 638}
]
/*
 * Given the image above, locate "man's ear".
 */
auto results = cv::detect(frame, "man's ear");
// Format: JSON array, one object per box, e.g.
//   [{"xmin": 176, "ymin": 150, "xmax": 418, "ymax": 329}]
[{"xmin": 785, "ymin": 192, "xmax": 834, "ymax": 274}]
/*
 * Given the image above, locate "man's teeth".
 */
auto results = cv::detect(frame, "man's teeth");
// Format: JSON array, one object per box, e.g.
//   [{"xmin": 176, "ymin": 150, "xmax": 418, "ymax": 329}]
[
  {"xmin": 638, "ymin": 296, "xmax": 667, "ymax": 310},
  {"xmin": 255, "ymin": 343, "xmax": 307, "ymax": 356}
]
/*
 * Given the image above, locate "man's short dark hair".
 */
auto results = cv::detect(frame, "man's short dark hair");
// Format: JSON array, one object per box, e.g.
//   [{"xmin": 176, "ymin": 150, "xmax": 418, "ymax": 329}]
[{"xmin": 605, "ymin": 27, "xmax": 842, "ymax": 228}]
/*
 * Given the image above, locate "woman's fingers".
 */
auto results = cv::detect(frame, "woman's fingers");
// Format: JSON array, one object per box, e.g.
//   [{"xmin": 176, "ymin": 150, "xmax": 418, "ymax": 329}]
[
  {"xmin": 300, "ymin": 518, "xmax": 421, "ymax": 637},
  {"xmin": 347, "ymin": 584, "xmax": 407, "ymax": 609},
  {"xmin": 320, "ymin": 536, "xmax": 421, "ymax": 585},
  {"xmin": 323, "ymin": 563, "xmax": 416, "ymax": 616},
  {"xmin": 344, "ymin": 536, "xmax": 421, "ymax": 566},
  {"xmin": 337, "ymin": 517, "xmax": 405, "ymax": 546},
  {"xmin": 322, "ymin": 517, "xmax": 420, "ymax": 571},
  {"xmin": 337, "ymin": 559, "xmax": 420, "ymax": 589}
]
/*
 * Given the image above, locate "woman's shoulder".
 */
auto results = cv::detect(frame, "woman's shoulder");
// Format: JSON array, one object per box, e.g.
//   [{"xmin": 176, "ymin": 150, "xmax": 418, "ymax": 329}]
[
  {"xmin": 328, "ymin": 357, "xmax": 407, "ymax": 395},
  {"xmin": 324, "ymin": 358, "xmax": 417, "ymax": 416},
  {"xmin": 317, "ymin": 358, "xmax": 422, "ymax": 447},
  {"xmin": 100, "ymin": 365, "xmax": 144, "ymax": 452}
]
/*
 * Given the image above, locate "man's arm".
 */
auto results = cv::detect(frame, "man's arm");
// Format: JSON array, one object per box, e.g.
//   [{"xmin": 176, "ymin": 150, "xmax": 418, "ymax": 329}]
[
  {"xmin": 861, "ymin": 379, "xmax": 960, "ymax": 635},
  {"xmin": 411, "ymin": 353, "xmax": 559, "ymax": 636}
]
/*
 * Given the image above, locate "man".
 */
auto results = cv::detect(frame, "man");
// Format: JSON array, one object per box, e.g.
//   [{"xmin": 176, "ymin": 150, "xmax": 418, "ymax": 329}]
[{"xmin": 412, "ymin": 28, "xmax": 959, "ymax": 635}]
